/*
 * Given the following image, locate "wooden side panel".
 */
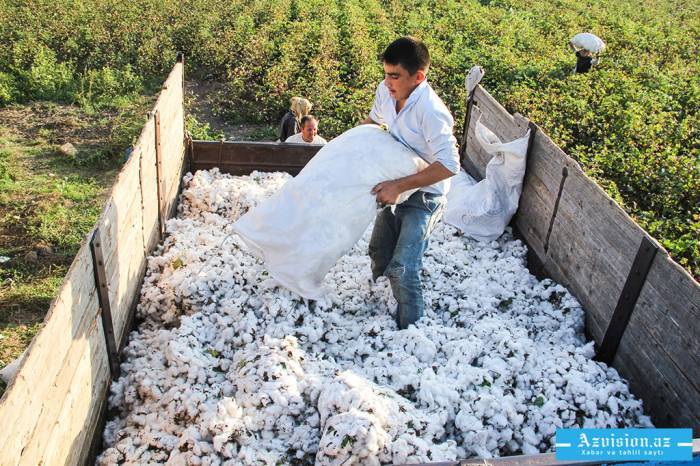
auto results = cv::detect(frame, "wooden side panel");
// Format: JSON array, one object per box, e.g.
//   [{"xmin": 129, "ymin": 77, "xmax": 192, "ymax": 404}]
[
  {"xmin": 513, "ymin": 126, "xmax": 569, "ymax": 261},
  {"xmin": 95, "ymin": 154, "xmax": 146, "ymax": 345},
  {"xmin": 0, "ymin": 242, "xmax": 105, "ymax": 464},
  {"xmin": 463, "ymin": 84, "xmax": 700, "ymax": 434},
  {"xmin": 190, "ymin": 141, "xmax": 321, "ymax": 175},
  {"xmin": 138, "ymin": 117, "xmax": 160, "ymax": 254},
  {"xmin": 544, "ymin": 160, "xmax": 700, "ymax": 434},
  {"xmin": 155, "ymin": 63, "xmax": 185, "ymax": 223},
  {"xmin": 40, "ymin": 318, "xmax": 110, "ymax": 466}
]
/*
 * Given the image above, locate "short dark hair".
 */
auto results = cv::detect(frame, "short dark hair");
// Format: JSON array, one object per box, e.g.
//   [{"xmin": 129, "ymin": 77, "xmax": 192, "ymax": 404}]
[
  {"xmin": 300, "ymin": 115, "xmax": 317, "ymax": 127},
  {"xmin": 381, "ymin": 36, "xmax": 430, "ymax": 75}
]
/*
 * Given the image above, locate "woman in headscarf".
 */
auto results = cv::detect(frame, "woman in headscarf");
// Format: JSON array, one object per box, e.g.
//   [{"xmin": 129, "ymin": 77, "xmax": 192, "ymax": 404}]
[{"xmin": 278, "ymin": 96, "xmax": 313, "ymax": 142}]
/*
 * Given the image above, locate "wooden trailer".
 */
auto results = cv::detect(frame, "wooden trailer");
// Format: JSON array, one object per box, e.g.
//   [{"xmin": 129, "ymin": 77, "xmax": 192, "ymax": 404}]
[{"xmin": 0, "ymin": 56, "xmax": 697, "ymax": 465}]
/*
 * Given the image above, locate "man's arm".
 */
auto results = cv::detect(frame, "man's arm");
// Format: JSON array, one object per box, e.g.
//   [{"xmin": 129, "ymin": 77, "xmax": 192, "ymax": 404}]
[
  {"xmin": 372, "ymin": 162, "xmax": 454, "ymax": 205},
  {"xmin": 359, "ymin": 116, "xmax": 378, "ymax": 125}
]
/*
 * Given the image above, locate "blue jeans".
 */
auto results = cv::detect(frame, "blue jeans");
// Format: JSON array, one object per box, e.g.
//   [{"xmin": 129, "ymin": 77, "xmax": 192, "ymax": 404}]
[{"xmin": 368, "ymin": 191, "xmax": 445, "ymax": 329}]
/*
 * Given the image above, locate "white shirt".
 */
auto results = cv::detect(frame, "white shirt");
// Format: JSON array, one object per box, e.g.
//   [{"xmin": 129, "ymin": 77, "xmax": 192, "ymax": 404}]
[
  {"xmin": 369, "ymin": 79, "xmax": 460, "ymax": 196},
  {"xmin": 285, "ymin": 133, "xmax": 328, "ymax": 144}
]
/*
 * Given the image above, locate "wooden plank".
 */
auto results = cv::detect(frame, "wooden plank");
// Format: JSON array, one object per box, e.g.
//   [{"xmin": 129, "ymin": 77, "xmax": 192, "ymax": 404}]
[
  {"xmin": 614, "ymin": 318, "xmax": 700, "ymax": 434},
  {"xmin": 0, "ymin": 241, "xmax": 99, "ymax": 461},
  {"xmin": 473, "ymin": 86, "xmax": 526, "ymax": 141},
  {"xmin": 137, "ymin": 117, "xmax": 160, "ymax": 253},
  {"xmin": 638, "ymin": 251, "xmax": 700, "ymax": 354},
  {"xmin": 16, "ymin": 314, "xmax": 108, "ymax": 464},
  {"xmin": 101, "ymin": 208, "xmax": 146, "ymax": 345},
  {"xmin": 191, "ymin": 140, "xmax": 321, "ymax": 171},
  {"xmin": 151, "ymin": 63, "xmax": 183, "ymax": 119},
  {"xmin": 548, "ymin": 163, "xmax": 700, "ymax": 364},
  {"xmin": 40, "ymin": 318, "xmax": 110, "ymax": 466},
  {"xmin": 95, "ymin": 154, "xmax": 146, "ymax": 344},
  {"xmin": 513, "ymin": 129, "xmax": 575, "ymax": 283}
]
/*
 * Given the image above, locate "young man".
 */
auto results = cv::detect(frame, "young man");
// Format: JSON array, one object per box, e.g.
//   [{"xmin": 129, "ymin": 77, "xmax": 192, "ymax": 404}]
[
  {"xmin": 361, "ymin": 36, "xmax": 460, "ymax": 329},
  {"xmin": 285, "ymin": 115, "xmax": 328, "ymax": 144}
]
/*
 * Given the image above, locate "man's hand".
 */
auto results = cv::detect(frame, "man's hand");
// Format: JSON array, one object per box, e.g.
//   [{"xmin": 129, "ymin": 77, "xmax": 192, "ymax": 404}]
[
  {"xmin": 371, "ymin": 162, "xmax": 456, "ymax": 205},
  {"xmin": 372, "ymin": 180, "xmax": 404, "ymax": 205}
]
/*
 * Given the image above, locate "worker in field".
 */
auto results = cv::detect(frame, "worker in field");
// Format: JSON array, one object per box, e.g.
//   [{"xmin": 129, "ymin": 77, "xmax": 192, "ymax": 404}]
[
  {"xmin": 278, "ymin": 96, "xmax": 313, "ymax": 142},
  {"xmin": 360, "ymin": 36, "xmax": 460, "ymax": 330},
  {"xmin": 285, "ymin": 115, "xmax": 328, "ymax": 144},
  {"xmin": 568, "ymin": 33, "xmax": 605, "ymax": 74}
]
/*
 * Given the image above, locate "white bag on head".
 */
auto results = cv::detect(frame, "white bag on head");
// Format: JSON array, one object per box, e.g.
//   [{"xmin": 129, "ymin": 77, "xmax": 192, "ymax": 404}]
[
  {"xmin": 444, "ymin": 118, "xmax": 530, "ymax": 242},
  {"xmin": 232, "ymin": 125, "xmax": 428, "ymax": 299}
]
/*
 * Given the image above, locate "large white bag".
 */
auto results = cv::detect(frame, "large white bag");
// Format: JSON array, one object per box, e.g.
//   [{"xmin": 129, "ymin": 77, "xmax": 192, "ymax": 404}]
[
  {"xmin": 444, "ymin": 118, "xmax": 530, "ymax": 242},
  {"xmin": 232, "ymin": 125, "xmax": 428, "ymax": 299}
]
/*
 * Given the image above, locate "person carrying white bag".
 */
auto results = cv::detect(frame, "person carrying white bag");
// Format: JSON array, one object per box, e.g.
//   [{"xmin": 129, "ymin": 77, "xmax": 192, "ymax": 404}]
[
  {"xmin": 360, "ymin": 37, "xmax": 460, "ymax": 329},
  {"xmin": 234, "ymin": 37, "xmax": 460, "ymax": 331}
]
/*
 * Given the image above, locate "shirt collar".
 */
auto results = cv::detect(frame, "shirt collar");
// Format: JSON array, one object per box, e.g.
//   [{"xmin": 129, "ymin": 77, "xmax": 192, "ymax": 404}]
[{"xmin": 399, "ymin": 79, "xmax": 429, "ymax": 114}]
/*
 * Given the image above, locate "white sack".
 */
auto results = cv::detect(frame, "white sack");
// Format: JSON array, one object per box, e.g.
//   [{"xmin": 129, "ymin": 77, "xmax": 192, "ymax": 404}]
[
  {"xmin": 232, "ymin": 125, "xmax": 428, "ymax": 299},
  {"xmin": 0, "ymin": 348, "xmax": 27, "ymax": 385},
  {"xmin": 571, "ymin": 32, "xmax": 606, "ymax": 53},
  {"xmin": 444, "ymin": 118, "xmax": 530, "ymax": 242}
]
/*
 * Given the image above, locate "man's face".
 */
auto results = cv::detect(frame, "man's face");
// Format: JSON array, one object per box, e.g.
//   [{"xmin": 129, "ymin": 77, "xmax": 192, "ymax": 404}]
[
  {"xmin": 383, "ymin": 62, "xmax": 425, "ymax": 103},
  {"xmin": 301, "ymin": 119, "xmax": 318, "ymax": 142}
]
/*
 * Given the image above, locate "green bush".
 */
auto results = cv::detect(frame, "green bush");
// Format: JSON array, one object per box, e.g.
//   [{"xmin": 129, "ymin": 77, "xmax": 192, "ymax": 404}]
[
  {"xmin": 9, "ymin": 41, "xmax": 75, "ymax": 102},
  {"xmin": 186, "ymin": 114, "xmax": 223, "ymax": 140},
  {"xmin": 76, "ymin": 65, "xmax": 143, "ymax": 110},
  {"xmin": 0, "ymin": 71, "xmax": 19, "ymax": 105}
]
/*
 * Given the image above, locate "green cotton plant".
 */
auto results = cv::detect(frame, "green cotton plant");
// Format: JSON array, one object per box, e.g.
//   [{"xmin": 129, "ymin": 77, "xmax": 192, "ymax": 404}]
[
  {"xmin": 9, "ymin": 41, "xmax": 75, "ymax": 102},
  {"xmin": 0, "ymin": 72, "xmax": 19, "ymax": 105},
  {"xmin": 186, "ymin": 114, "xmax": 223, "ymax": 141},
  {"xmin": 0, "ymin": 0, "xmax": 697, "ymax": 277},
  {"xmin": 75, "ymin": 65, "xmax": 144, "ymax": 110}
]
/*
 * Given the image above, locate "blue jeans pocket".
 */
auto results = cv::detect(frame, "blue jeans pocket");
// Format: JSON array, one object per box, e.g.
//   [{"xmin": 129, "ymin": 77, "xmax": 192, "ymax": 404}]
[{"xmin": 422, "ymin": 193, "xmax": 445, "ymax": 239}]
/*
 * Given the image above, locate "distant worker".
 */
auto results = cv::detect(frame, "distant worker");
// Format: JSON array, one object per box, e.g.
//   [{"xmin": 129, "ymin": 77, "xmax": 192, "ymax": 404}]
[
  {"xmin": 285, "ymin": 115, "xmax": 328, "ymax": 144},
  {"xmin": 278, "ymin": 96, "xmax": 313, "ymax": 142},
  {"xmin": 569, "ymin": 32, "xmax": 605, "ymax": 74}
]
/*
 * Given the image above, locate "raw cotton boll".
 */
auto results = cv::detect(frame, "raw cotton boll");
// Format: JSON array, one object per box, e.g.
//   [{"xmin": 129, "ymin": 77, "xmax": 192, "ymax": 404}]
[{"xmin": 316, "ymin": 410, "xmax": 390, "ymax": 466}]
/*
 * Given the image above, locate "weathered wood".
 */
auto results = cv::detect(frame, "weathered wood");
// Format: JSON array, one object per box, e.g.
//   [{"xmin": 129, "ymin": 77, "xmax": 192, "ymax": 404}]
[
  {"xmin": 190, "ymin": 141, "xmax": 321, "ymax": 175},
  {"xmin": 90, "ymin": 228, "xmax": 120, "ymax": 377},
  {"xmin": 29, "ymin": 317, "xmax": 109, "ymax": 465},
  {"xmin": 42, "ymin": 322, "xmax": 109, "ymax": 466},
  {"xmin": 595, "ymin": 236, "xmax": 659, "ymax": 364},
  {"xmin": 513, "ymin": 126, "xmax": 574, "ymax": 282},
  {"xmin": 549, "ymin": 163, "xmax": 700, "ymax": 363},
  {"xmin": 94, "ymin": 153, "xmax": 147, "ymax": 345},
  {"xmin": 137, "ymin": 115, "xmax": 161, "ymax": 254},
  {"xmin": 152, "ymin": 64, "xmax": 185, "ymax": 228},
  {"xmin": 0, "ymin": 240, "xmax": 100, "ymax": 461},
  {"xmin": 614, "ymin": 321, "xmax": 700, "ymax": 434}
]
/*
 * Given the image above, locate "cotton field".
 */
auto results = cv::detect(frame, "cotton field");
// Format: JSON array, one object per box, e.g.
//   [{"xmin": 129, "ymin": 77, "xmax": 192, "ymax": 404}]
[{"xmin": 97, "ymin": 169, "xmax": 652, "ymax": 465}]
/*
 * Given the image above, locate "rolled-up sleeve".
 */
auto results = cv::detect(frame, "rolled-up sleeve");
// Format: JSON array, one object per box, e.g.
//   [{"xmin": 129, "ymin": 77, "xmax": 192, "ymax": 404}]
[
  {"xmin": 368, "ymin": 82, "xmax": 385, "ymax": 124},
  {"xmin": 422, "ymin": 109, "xmax": 460, "ymax": 175}
]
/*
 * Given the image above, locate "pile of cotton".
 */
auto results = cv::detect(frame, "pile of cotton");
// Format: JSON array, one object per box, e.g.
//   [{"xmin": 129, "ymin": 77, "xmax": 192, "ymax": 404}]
[{"xmin": 97, "ymin": 169, "xmax": 652, "ymax": 465}]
